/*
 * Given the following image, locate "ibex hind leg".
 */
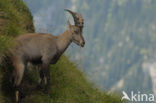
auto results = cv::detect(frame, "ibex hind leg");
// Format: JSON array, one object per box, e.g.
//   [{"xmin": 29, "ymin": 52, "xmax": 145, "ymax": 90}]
[{"xmin": 13, "ymin": 61, "xmax": 25, "ymax": 103}]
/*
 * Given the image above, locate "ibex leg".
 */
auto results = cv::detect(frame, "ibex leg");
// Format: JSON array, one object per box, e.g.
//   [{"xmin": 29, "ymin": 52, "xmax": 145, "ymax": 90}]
[
  {"xmin": 37, "ymin": 66, "xmax": 44, "ymax": 89},
  {"xmin": 41, "ymin": 63, "xmax": 50, "ymax": 93},
  {"xmin": 13, "ymin": 60, "xmax": 25, "ymax": 103}
]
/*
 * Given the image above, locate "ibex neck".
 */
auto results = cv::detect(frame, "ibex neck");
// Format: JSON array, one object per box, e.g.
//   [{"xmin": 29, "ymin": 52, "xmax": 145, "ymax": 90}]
[{"xmin": 57, "ymin": 30, "xmax": 72, "ymax": 53}]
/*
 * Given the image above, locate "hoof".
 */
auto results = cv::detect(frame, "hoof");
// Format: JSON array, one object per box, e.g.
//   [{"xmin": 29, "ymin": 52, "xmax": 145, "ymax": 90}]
[
  {"xmin": 44, "ymin": 88, "xmax": 50, "ymax": 94},
  {"xmin": 36, "ymin": 85, "xmax": 42, "ymax": 90},
  {"xmin": 15, "ymin": 96, "xmax": 21, "ymax": 103},
  {"xmin": 20, "ymin": 91, "xmax": 25, "ymax": 99}
]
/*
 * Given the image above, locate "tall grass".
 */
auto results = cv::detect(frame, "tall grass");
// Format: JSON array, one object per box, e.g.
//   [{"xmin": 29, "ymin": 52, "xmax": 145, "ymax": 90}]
[{"xmin": 0, "ymin": 0, "xmax": 34, "ymax": 102}]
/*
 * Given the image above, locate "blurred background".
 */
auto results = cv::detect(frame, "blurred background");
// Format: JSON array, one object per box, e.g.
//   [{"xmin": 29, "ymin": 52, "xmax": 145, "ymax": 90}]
[{"xmin": 23, "ymin": 0, "xmax": 156, "ymax": 96}]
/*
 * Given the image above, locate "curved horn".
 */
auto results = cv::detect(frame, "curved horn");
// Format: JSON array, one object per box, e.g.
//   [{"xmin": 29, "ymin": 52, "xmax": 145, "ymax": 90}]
[
  {"xmin": 65, "ymin": 9, "xmax": 77, "ymax": 19},
  {"xmin": 65, "ymin": 9, "xmax": 83, "ymax": 27}
]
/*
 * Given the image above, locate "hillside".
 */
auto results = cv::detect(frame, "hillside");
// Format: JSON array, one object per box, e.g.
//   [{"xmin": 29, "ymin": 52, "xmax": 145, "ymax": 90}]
[
  {"xmin": 0, "ymin": 0, "xmax": 121, "ymax": 103},
  {"xmin": 23, "ymin": 0, "xmax": 156, "ymax": 96}
]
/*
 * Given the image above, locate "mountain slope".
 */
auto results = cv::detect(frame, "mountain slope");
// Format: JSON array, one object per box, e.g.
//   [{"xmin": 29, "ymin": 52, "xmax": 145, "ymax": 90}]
[
  {"xmin": 23, "ymin": 0, "xmax": 156, "ymax": 95},
  {"xmin": 0, "ymin": 0, "xmax": 121, "ymax": 103},
  {"xmin": 21, "ymin": 56, "xmax": 121, "ymax": 103},
  {"xmin": 75, "ymin": 0, "xmax": 155, "ymax": 94}
]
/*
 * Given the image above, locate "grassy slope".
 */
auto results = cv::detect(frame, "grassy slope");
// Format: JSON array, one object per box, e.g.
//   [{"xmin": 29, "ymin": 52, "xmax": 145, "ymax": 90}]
[{"xmin": 0, "ymin": 0, "xmax": 121, "ymax": 103}]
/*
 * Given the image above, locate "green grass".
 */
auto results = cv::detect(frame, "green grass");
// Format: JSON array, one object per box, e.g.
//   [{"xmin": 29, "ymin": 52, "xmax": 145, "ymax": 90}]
[
  {"xmin": 19, "ymin": 56, "xmax": 121, "ymax": 103},
  {"xmin": 0, "ymin": 0, "xmax": 122, "ymax": 103}
]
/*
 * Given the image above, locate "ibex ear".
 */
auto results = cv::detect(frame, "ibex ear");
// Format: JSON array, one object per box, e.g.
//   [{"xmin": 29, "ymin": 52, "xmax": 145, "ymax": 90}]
[{"xmin": 67, "ymin": 20, "xmax": 71, "ymax": 28}]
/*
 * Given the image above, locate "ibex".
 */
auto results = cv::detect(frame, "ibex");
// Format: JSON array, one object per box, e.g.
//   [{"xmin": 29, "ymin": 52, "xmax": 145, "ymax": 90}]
[{"xmin": 10, "ymin": 9, "xmax": 85, "ymax": 103}]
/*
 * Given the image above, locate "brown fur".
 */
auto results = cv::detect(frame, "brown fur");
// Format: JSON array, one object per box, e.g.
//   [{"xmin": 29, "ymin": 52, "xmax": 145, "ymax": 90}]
[{"xmin": 10, "ymin": 18, "xmax": 85, "ymax": 103}]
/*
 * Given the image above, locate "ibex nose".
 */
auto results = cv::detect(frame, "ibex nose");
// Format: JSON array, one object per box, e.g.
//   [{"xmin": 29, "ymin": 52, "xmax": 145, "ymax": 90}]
[{"xmin": 81, "ymin": 41, "xmax": 85, "ymax": 47}]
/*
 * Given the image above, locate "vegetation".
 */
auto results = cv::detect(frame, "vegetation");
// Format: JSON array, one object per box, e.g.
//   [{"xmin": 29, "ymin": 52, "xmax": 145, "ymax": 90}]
[{"xmin": 0, "ymin": 0, "xmax": 121, "ymax": 103}]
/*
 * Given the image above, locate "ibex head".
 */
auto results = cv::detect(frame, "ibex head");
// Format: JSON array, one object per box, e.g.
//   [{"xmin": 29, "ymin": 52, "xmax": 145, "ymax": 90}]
[{"xmin": 65, "ymin": 9, "xmax": 85, "ymax": 47}]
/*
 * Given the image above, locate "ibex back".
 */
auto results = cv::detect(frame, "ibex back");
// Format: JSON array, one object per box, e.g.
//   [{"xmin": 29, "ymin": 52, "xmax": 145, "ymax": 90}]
[{"xmin": 10, "ymin": 9, "xmax": 85, "ymax": 103}]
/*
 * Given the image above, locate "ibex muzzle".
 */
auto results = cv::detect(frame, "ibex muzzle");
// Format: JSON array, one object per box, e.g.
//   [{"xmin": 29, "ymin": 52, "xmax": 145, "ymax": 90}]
[
  {"xmin": 67, "ymin": 20, "xmax": 85, "ymax": 47},
  {"xmin": 10, "ymin": 9, "xmax": 85, "ymax": 103}
]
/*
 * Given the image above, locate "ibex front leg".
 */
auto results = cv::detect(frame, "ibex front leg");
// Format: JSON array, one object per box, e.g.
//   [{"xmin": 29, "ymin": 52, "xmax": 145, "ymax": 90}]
[
  {"xmin": 36, "ymin": 66, "xmax": 44, "ymax": 89},
  {"xmin": 41, "ymin": 61, "xmax": 50, "ymax": 93}
]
